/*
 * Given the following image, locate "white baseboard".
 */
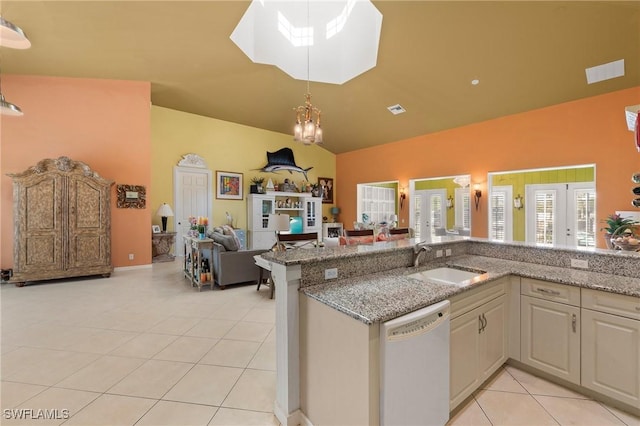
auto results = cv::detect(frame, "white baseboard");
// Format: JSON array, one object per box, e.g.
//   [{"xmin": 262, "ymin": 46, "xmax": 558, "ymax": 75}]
[{"xmin": 114, "ymin": 264, "xmax": 152, "ymax": 272}]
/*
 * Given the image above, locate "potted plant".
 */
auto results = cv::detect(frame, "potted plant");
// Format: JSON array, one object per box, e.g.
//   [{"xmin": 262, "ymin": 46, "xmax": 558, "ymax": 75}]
[
  {"xmin": 250, "ymin": 176, "xmax": 265, "ymax": 194},
  {"xmin": 601, "ymin": 213, "xmax": 638, "ymax": 249}
]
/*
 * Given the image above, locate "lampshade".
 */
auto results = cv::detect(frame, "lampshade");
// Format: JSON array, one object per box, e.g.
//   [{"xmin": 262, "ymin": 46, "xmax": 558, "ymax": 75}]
[
  {"xmin": 0, "ymin": 16, "xmax": 31, "ymax": 49},
  {"xmin": 271, "ymin": 214, "xmax": 290, "ymax": 232},
  {"xmin": 330, "ymin": 207, "xmax": 340, "ymax": 215},
  {"xmin": 156, "ymin": 203, "xmax": 174, "ymax": 217},
  {"xmin": 389, "ymin": 214, "xmax": 398, "ymax": 222}
]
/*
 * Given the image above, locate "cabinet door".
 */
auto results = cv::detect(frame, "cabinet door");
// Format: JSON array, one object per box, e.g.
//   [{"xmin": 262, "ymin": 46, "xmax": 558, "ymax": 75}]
[
  {"xmin": 480, "ymin": 295, "xmax": 508, "ymax": 381},
  {"xmin": 248, "ymin": 195, "xmax": 275, "ymax": 231},
  {"xmin": 14, "ymin": 173, "xmax": 64, "ymax": 273},
  {"xmin": 582, "ymin": 309, "xmax": 640, "ymax": 407},
  {"xmin": 521, "ymin": 295, "xmax": 580, "ymax": 384},
  {"xmin": 450, "ymin": 306, "xmax": 482, "ymax": 409},
  {"xmin": 304, "ymin": 198, "xmax": 322, "ymax": 232},
  {"xmin": 67, "ymin": 175, "xmax": 111, "ymax": 268}
]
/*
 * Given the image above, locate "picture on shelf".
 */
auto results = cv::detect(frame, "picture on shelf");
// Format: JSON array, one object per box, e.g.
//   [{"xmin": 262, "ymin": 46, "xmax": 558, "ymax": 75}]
[
  {"xmin": 318, "ymin": 177, "xmax": 334, "ymax": 204},
  {"xmin": 151, "ymin": 225, "xmax": 161, "ymax": 234},
  {"xmin": 216, "ymin": 171, "xmax": 243, "ymax": 200}
]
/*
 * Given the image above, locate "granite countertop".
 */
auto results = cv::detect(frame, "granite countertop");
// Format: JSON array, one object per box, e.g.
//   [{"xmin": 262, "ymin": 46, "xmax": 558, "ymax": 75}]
[
  {"xmin": 261, "ymin": 236, "xmax": 467, "ymax": 265},
  {"xmin": 301, "ymin": 254, "xmax": 640, "ymax": 325}
]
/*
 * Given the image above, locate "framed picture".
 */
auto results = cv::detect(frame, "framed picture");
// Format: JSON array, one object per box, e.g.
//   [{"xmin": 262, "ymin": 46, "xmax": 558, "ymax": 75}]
[
  {"xmin": 216, "ymin": 171, "xmax": 243, "ymax": 200},
  {"xmin": 318, "ymin": 177, "xmax": 334, "ymax": 204},
  {"xmin": 116, "ymin": 184, "xmax": 146, "ymax": 208},
  {"xmin": 151, "ymin": 225, "xmax": 161, "ymax": 234}
]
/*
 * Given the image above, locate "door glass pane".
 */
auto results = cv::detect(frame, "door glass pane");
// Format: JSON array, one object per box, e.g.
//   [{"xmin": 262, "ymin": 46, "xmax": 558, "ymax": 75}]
[
  {"xmin": 490, "ymin": 192, "xmax": 506, "ymax": 241},
  {"xmin": 574, "ymin": 189, "xmax": 596, "ymax": 248},
  {"xmin": 430, "ymin": 195, "xmax": 442, "ymax": 236},
  {"xmin": 414, "ymin": 194, "xmax": 422, "ymax": 240},
  {"xmin": 535, "ymin": 191, "xmax": 555, "ymax": 246}
]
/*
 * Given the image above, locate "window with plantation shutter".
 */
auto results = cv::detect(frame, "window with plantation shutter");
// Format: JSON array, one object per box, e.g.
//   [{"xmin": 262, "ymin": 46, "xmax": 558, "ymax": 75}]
[
  {"xmin": 414, "ymin": 193, "xmax": 423, "ymax": 240},
  {"xmin": 572, "ymin": 187, "xmax": 596, "ymax": 248},
  {"xmin": 489, "ymin": 185, "xmax": 512, "ymax": 241},
  {"xmin": 534, "ymin": 190, "xmax": 556, "ymax": 246},
  {"xmin": 454, "ymin": 188, "xmax": 471, "ymax": 230}
]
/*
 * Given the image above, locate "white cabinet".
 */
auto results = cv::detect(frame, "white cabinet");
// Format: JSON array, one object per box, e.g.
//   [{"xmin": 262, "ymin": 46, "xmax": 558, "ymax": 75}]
[
  {"xmin": 450, "ymin": 279, "xmax": 508, "ymax": 409},
  {"xmin": 581, "ymin": 289, "xmax": 640, "ymax": 407},
  {"xmin": 247, "ymin": 192, "xmax": 321, "ymax": 249},
  {"xmin": 520, "ymin": 279, "xmax": 581, "ymax": 385}
]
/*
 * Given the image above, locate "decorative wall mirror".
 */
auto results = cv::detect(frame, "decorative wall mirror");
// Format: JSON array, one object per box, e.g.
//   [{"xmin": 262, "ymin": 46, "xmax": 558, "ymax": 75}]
[
  {"xmin": 488, "ymin": 164, "xmax": 595, "ymax": 249},
  {"xmin": 409, "ymin": 175, "xmax": 472, "ymax": 240}
]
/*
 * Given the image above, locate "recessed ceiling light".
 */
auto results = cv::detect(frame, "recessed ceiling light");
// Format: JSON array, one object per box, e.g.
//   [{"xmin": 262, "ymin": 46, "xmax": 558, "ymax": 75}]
[
  {"xmin": 471, "ymin": 79, "xmax": 480, "ymax": 85},
  {"xmin": 387, "ymin": 104, "xmax": 406, "ymax": 115}
]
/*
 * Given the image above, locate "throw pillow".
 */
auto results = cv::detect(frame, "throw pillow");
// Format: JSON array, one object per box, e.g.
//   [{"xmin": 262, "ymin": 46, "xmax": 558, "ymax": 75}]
[
  {"xmin": 221, "ymin": 225, "xmax": 242, "ymax": 250},
  {"xmin": 209, "ymin": 231, "xmax": 239, "ymax": 251}
]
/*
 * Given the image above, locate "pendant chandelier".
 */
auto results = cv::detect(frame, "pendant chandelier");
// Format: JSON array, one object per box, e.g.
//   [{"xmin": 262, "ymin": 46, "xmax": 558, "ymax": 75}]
[
  {"xmin": 292, "ymin": 0, "xmax": 323, "ymax": 145},
  {"xmin": 293, "ymin": 90, "xmax": 323, "ymax": 145}
]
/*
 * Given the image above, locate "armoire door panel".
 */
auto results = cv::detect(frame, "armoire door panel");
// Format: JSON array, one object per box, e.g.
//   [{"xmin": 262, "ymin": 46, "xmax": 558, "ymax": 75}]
[{"xmin": 24, "ymin": 176, "xmax": 59, "ymax": 230}]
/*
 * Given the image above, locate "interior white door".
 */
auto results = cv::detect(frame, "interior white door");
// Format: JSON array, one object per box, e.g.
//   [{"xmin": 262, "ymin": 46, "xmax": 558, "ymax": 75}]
[
  {"xmin": 413, "ymin": 189, "xmax": 446, "ymax": 240},
  {"xmin": 174, "ymin": 166, "xmax": 212, "ymax": 253}
]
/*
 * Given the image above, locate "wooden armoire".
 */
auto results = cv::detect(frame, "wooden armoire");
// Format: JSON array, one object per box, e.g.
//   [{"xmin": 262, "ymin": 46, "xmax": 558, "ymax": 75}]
[{"xmin": 8, "ymin": 157, "xmax": 114, "ymax": 286}]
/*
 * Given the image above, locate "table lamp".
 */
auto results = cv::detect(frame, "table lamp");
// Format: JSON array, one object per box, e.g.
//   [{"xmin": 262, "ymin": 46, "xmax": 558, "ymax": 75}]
[
  {"xmin": 271, "ymin": 213, "xmax": 290, "ymax": 251},
  {"xmin": 156, "ymin": 203, "xmax": 174, "ymax": 232},
  {"xmin": 389, "ymin": 214, "xmax": 398, "ymax": 228},
  {"xmin": 330, "ymin": 206, "xmax": 340, "ymax": 223}
]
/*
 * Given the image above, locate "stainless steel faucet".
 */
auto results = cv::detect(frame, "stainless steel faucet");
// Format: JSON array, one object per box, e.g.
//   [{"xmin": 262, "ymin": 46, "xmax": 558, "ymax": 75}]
[{"xmin": 413, "ymin": 241, "xmax": 432, "ymax": 267}]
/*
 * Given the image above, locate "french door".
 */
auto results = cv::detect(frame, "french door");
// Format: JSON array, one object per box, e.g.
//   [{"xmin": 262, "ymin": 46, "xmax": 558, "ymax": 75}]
[
  {"xmin": 413, "ymin": 189, "xmax": 447, "ymax": 240},
  {"xmin": 525, "ymin": 183, "xmax": 595, "ymax": 248}
]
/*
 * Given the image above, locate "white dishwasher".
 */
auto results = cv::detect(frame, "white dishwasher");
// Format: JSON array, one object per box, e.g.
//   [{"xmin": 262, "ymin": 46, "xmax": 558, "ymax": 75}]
[{"xmin": 380, "ymin": 299, "xmax": 450, "ymax": 426}]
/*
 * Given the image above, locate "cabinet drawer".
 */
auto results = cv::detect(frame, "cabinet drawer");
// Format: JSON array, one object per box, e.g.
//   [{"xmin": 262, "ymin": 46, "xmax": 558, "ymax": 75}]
[
  {"xmin": 450, "ymin": 278, "xmax": 507, "ymax": 319},
  {"xmin": 582, "ymin": 289, "xmax": 640, "ymax": 320},
  {"xmin": 521, "ymin": 278, "xmax": 580, "ymax": 307}
]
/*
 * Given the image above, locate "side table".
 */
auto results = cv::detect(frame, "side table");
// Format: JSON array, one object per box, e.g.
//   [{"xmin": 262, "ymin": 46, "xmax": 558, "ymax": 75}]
[
  {"xmin": 183, "ymin": 236, "xmax": 214, "ymax": 291},
  {"xmin": 152, "ymin": 232, "xmax": 177, "ymax": 262}
]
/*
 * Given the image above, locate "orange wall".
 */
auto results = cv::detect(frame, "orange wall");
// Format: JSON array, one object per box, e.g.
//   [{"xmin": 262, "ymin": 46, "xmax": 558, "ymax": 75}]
[
  {"xmin": 337, "ymin": 87, "xmax": 640, "ymax": 247},
  {"xmin": 1, "ymin": 75, "xmax": 151, "ymax": 269}
]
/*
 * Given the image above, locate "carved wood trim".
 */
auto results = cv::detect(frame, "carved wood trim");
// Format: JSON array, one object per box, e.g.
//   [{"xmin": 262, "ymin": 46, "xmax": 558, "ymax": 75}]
[
  {"xmin": 177, "ymin": 153, "xmax": 207, "ymax": 168},
  {"xmin": 7, "ymin": 156, "xmax": 114, "ymax": 186}
]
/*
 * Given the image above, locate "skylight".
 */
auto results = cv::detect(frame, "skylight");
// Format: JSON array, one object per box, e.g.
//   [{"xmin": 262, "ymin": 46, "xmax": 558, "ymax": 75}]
[{"xmin": 230, "ymin": 0, "xmax": 383, "ymax": 85}]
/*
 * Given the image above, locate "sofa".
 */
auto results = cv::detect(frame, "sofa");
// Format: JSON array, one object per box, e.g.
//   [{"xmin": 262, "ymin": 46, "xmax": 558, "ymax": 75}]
[
  {"xmin": 211, "ymin": 242, "xmax": 266, "ymax": 288},
  {"xmin": 208, "ymin": 225, "xmax": 267, "ymax": 288}
]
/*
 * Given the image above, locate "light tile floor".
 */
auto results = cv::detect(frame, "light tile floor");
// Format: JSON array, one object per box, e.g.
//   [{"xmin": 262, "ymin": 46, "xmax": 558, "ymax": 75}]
[{"xmin": 1, "ymin": 262, "xmax": 638, "ymax": 426}]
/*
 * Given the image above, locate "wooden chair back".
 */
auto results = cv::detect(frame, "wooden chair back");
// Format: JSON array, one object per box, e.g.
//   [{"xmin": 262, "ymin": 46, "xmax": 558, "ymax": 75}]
[
  {"xmin": 389, "ymin": 228, "xmax": 410, "ymax": 235},
  {"xmin": 344, "ymin": 229, "xmax": 374, "ymax": 237}
]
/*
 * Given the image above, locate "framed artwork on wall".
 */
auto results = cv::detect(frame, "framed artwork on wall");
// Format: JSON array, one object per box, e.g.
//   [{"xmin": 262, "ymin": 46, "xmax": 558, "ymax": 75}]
[
  {"xmin": 318, "ymin": 177, "xmax": 334, "ymax": 204},
  {"xmin": 216, "ymin": 171, "xmax": 243, "ymax": 200},
  {"xmin": 116, "ymin": 184, "xmax": 146, "ymax": 208}
]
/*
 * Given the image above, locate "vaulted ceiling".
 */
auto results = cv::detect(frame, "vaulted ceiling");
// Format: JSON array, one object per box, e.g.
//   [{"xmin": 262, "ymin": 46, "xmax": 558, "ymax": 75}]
[{"xmin": 2, "ymin": 1, "xmax": 639, "ymax": 154}]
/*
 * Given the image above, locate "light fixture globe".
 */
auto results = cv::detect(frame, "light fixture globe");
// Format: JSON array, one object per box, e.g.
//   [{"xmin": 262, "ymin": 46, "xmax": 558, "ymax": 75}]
[
  {"xmin": 0, "ymin": 93, "xmax": 23, "ymax": 116},
  {"xmin": 0, "ymin": 16, "xmax": 31, "ymax": 49}
]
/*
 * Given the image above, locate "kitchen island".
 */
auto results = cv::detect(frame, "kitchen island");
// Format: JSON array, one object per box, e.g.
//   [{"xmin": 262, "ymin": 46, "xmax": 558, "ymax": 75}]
[{"xmin": 261, "ymin": 238, "xmax": 640, "ymax": 425}]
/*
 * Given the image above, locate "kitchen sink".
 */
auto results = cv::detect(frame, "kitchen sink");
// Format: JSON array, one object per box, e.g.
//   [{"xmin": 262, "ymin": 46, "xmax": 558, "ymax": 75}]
[{"xmin": 408, "ymin": 267, "xmax": 484, "ymax": 286}]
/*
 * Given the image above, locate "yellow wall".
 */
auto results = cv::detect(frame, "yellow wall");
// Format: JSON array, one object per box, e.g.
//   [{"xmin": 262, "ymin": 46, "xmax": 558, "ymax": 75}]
[
  {"xmin": 150, "ymin": 106, "xmax": 336, "ymax": 231},
  {"xmin": 491, "ymin": 166, "xmax": 595, "ymax": 241}
]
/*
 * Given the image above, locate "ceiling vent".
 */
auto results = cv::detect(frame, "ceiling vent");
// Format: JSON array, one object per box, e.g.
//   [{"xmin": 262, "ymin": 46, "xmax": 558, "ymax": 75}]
[
  {"xmin": 387, "ymin": 104, "xmax": 406, "ymax": 115},
  {"xmin": 585, "ymin": 59, "xmax": 625, "ymax": 84}
]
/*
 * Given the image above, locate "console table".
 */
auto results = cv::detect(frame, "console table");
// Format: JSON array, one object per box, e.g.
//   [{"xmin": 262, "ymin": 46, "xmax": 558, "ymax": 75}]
[
  {"xmin": 152, "ymin": 232, "xmax": 177, "ymax": 263},
  {"xmin": 183, "ymin": 236, "xmax": 214, "ymax": 291}
]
